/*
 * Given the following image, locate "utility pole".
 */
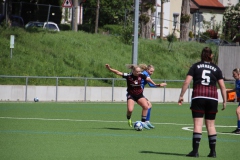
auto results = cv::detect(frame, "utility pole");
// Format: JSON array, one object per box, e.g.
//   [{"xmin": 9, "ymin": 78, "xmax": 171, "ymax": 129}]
[
  {"xmin": 95, "ymin": 0, "xmax": 100, "ymax": 33},
  {"xmin": 72, "ymin": 0, "xmax": 78, "ymax": 31},
  {"xmin": 132, "ymin": 0, "xmax": 139, "ymax": 65}
]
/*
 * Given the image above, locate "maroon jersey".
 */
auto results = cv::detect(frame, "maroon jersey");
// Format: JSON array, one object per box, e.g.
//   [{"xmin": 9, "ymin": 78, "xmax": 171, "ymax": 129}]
[
  {"xmin": 187, "ymin": 61, "xmax": 223, "ymax": 101},
  {"xmin": 122, "ymin": 73, "xmax": 147, "ymax": 95}
]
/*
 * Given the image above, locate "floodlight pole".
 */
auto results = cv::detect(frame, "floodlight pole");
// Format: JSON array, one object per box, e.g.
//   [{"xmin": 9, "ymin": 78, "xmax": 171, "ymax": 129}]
[{"xmin": 132, "ymin": 0, "xmax": 139, "ymax": 65}]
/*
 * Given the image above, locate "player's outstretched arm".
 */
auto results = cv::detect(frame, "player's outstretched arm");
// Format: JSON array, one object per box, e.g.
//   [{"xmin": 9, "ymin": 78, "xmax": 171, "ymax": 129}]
[
  {"xmin": 158, "ymin": 83, "xmax": 167, "ymax": 87},
  {"xmin": 146, "ymin": 77, "xmax": 157, "ymax": 86},
  {"xmin": 105, "ymin": 64, "xmax": 123, "ymax": 76}
]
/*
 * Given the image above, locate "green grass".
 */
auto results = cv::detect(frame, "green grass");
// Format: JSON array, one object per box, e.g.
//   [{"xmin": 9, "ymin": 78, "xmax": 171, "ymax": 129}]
[
  {"xmin": 0, "ymin": 102, "xmax": 239, "ymax": 160},
  {"xmin": 0, "ymin": 27, "xmax": 221, "ymax": 87}
]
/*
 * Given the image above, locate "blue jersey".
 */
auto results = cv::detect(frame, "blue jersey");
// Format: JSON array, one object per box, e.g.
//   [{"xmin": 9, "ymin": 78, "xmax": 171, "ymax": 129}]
[
  {"xmin": 141, "ymin": 70, "xmax": 156, "ymax": 89},
  {"xmin": 236, "ymin": 79, "xmax": 240, "ymax": 98}
]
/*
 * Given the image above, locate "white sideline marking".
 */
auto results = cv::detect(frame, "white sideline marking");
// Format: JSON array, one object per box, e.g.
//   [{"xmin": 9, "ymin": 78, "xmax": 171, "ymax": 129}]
[
  {"xmin": 0, "ymin": 117, "xmax": 238, "ymax": 135},
  {"xmin": 0, "ymin": 116, "xmax": 192, "ymax": 125},
  {"xmin": 182, "ymin": 126, "xmax": 239, "ymax": 136}
]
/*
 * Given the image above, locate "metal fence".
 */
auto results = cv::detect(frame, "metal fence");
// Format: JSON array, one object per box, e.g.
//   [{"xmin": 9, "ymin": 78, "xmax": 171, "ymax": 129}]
[
  {"xmin": 218, "ymin": 46, "xmax": 240, "ymax": 80},
  {"xmin": 0, "ymin": 75, "xmax": 184, "ymax": 102},
  {"xmin": 0, "ymin": 75, "xmax": 235, "ymax": 102}
]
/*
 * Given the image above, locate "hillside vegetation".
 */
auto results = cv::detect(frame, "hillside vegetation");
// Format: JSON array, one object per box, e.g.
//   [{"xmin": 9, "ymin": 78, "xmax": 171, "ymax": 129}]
[{"xmin": 0, "ymin": 27, "xmax": 217, "ymax": 86}]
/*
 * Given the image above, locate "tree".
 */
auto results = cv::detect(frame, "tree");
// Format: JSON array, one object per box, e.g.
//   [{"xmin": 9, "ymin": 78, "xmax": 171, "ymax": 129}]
[
  {"xmin": 82, "ymin": 0, "xmax": 133, "ymax": 30},
  {"xmin": 223, "ymin": 2, "xmax": 240, "ymax": 42},
  {"xmin": 4, "ymin": 0, "xmax": 13, "ymax": 27},
  {"xmin": 9, "ymin": 0, "xmax": 62, "ymax": 24},
  {"xmin": 95, "ymin": 0, "xmax": 100, "ymax": 33},
  {"xmin": 180, "ymin": 0, "xmax": 190, "ymax": 41},
  {"xmin": 139, "ymin": 0, "xmax": 155, "ymax": 39}
]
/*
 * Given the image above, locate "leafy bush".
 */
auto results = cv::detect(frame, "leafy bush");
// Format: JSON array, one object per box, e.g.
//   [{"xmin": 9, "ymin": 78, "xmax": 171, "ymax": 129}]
[
  {"xmin": 102, "ymin": 24, "xmax": 122, "ymax": 35},
  {"xmin": 78, "ymin": 24, "xmax": 94, "ymax": 33},
  {"xmin": 189, "ymin": 31, "xmax": 194, "ymax": 38},
  {"xmin": 166, "ymin": 34, "xmax": 177, "ymax": 42},
  {"xmin": 119, "ymin": 26, "xmax": 133, "ymax": 45},
  {"xmin": 58, "ymin": 24, "xmax": 71, "ymax": 31}
]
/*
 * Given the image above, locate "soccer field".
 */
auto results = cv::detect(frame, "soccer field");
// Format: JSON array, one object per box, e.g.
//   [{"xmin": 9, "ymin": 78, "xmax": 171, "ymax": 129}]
[{"xmin": 0, "ymin": 102, "xmax": 239, "ymax": 160}]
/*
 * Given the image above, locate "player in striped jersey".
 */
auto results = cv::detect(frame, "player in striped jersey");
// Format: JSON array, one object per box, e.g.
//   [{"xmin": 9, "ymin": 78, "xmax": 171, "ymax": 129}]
[
  {"xmin": 105, "ymin": 64, "xmax": 162, "ymax": 130},
  {"xmin": 178, "ymin": 47, "xmax": 227, "ymax": 158}
]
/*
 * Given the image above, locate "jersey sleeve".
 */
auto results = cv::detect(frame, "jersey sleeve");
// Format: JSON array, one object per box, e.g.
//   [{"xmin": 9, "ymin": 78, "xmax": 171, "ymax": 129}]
[
  {"xmin": 187, "ymin": 64, "xmax": 195, "ymax": 76},
  {"xmin": 122, "ymin": 73, "xmax": 129, "ymax": 78},
  {"xmin": 148, "ymin": 82, "xmax": 156, "ymax": 87},
  {"xmin": 141, "ymin": 74, "xmax": 147, "ymax": 80}
]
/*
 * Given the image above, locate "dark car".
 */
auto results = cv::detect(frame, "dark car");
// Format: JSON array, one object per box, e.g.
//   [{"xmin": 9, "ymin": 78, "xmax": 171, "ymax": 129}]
[
  {"xmin": 25, "ymin": 21, "xmax": 44, "ymax": 28},
  {"xmin": 205, "ymin": 39, "xmax": 237, "ymax": 46},
  {"xmin": 0, "ymin": 14, "xmax": 24, "ymax": 27}
]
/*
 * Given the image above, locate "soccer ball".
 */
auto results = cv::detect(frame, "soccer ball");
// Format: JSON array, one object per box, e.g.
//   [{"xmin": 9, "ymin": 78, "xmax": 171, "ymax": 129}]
[
  {"xmin": 134, "ymin": 121, "xmax": 143, "ymax": 131},
  {"xmin": 34, "ymin": 97, "xmax": 39, "ymax": 102}
]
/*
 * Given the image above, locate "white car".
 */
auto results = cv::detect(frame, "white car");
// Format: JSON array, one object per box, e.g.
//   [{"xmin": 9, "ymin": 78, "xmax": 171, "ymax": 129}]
[{"xmin": 25, "ymin": 21, "xmax": 60, "ymax": 31}]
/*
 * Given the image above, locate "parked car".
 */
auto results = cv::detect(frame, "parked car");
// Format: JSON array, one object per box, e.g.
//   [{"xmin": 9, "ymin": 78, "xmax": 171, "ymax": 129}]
[
  {"xmin": 0, "ymin": 14, "xmax": 24, "ymax": 27},
  {"xmin": 205, "ymin": 39, "xmax": 237, "ymax": 46},
  {"xmin": 25, "ymin": 21, "xmax": 60, "ymax": 31}
]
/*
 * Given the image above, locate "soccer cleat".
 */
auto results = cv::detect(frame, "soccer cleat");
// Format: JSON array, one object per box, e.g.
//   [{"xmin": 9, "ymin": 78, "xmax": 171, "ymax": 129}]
[
  {"xmin": 207, "ymin": 151, "xmax": 216, "ymax": 158},
  {"xmin": 186, "ymin": 151, "xmax": 199, "ymax": 158},
  {"xmin": 142, "ymin": 122, "xmax": 151, "ymax": 130},
  {"xmin": 235, "ymin": 129, "xmax": 240, "ymax": 134},
  {"xmin": 232, "ymin": 128, "xmax": 240, "ymax": 134},
  {"xmin": 146, "ymin": 121, "xmax": 155, "ymax": 128},
  {"xmin": 128, "ymin": 119, "xmax": 132, "ymax": 127}
]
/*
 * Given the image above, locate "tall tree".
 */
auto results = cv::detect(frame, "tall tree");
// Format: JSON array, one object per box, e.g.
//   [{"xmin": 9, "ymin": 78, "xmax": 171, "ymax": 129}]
[
  {"xmin": 180, "ymin": 0, "xmax": 190, "ymax": 41},
  {"xmin": 223, "ymin": 2, "xmax": 240, "ymax": 42},
  {"xmin": 140, "ymin": 0, "xmax": 155, "ymax": 39},
  {"xmin": 95, "ymin": 0, "xmax": 100, "ymax": 33},
  {"xmin": 83, "ymin": 0, "xmax": 133, "ymax": 29},
  {"xmin": 5, "ymin": 0, "xmax": 13, "ymax": 26}
]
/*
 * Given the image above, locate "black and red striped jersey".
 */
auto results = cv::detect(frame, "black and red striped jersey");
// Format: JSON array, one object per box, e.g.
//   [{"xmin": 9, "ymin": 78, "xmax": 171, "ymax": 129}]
[
  {"xmin": 187, "ymin": 61, "xmax": 223, "ymax": 100},
  {"xmin": 122, "ymin": 73, "xmax": 147, "ymax": 95}
]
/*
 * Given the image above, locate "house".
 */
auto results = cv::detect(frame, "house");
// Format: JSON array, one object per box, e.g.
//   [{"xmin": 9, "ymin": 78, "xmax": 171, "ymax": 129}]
[
  {"xmin": 218, "ymin": 0, "xmax": 239, "ymax": 7},
  {"xmin": 61, "ymin": 0, "xmax": 85, "ymax": 24},
  {"xmin": 190, "ymin": 0, "xmax": 239, "ymax": 37},
  {"xmin": 154, "ymin": 0, "xmax": 239, "ymax": 38},
  {"xmin": 190, "ymin": 0, "xmax": 225, "ymax": 38},
  {"xmin": 169, "ymin": 0, "xmax": 182, "ymax": 38},
  {"xmin": 153, "ymin": 0, "xmax": 171, "ymax": 38}
]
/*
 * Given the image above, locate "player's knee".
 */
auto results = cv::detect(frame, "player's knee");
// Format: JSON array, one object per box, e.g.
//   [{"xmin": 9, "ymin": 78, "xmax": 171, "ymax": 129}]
[
  {"xmin": 236, "ymin": 108, "xmax": 240, "ymax": 114},
  {"xmin": 142, "ymin": 105, "xmax": 148, "ymax": 110}
]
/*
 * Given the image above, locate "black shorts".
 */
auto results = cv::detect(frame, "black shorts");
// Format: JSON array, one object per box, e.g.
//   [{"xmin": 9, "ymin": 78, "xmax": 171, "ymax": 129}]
[
  {"xmin": 190, "ymin": 98, "xmax": 218, "ymax": 120},
  {"xmin": 127, "ymin": 93, "xmax": 144, "ymax": 102}
]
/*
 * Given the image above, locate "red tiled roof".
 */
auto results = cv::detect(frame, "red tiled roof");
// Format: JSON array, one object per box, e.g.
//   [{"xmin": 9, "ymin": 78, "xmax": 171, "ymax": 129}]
[
  {"xmin": 194, "ymin": 0, "xmax": 224, "ymax": 8},
  {"xmin": 190, "ymin": 1, "xmax": 199, "ymax": 10}
]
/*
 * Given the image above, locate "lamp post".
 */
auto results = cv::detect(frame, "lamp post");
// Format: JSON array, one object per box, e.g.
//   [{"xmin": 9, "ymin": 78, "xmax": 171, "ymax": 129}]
[{"xmin": 160, "ymin": 0, "xmax": 170, "ymax": 39}]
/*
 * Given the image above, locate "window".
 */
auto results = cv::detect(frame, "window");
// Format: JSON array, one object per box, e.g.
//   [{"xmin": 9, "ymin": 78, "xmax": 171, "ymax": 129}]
[
  {"xmin": 173, "ymin": 13, "xmax": 179, "ymax": 27},
  {"xmin": 157, "ymin": 12, "xmax": 161, "ymax": 25}
]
